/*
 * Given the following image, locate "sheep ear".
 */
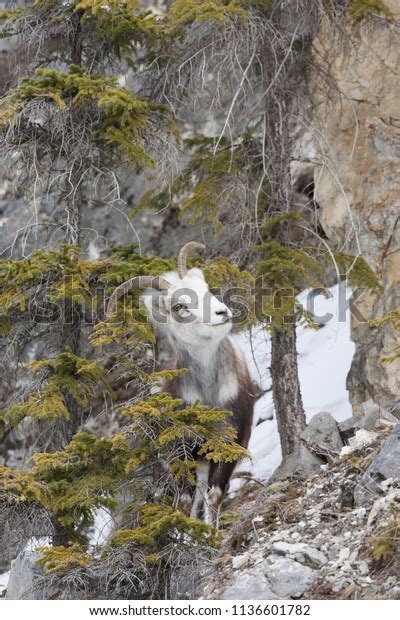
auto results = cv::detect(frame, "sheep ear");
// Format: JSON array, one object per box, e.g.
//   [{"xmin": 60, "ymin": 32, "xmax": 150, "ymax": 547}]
[{"xmin": 187, "ymin": 268, "xmax": 205, "ymax": 281}]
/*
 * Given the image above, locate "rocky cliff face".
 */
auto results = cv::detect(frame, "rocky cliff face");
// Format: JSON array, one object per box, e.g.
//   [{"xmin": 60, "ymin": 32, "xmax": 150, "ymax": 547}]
[{"xmin": 311, "ymin": 6, "xmax": 400, "ymax": 410}]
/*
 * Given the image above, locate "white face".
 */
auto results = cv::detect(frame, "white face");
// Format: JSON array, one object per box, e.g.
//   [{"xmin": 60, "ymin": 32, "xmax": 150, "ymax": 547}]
[{"xmin": 144, "ymin": 268, "xmax": 233, "ymax": 347}]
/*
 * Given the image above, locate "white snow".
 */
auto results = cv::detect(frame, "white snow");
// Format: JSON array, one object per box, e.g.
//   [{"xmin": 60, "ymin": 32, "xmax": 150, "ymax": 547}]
[
  {"xmin": 230, "ymin": 283, "xmax": 355, "ymax": 492},
  {"xmin": 24, "ymin": 537, "xmax": 51, "ymax": 550},
  {"xmin": 0, "ymin": 571, "xmax": 10, "ymax": 597},
  {"xmin": 90, "ymin": 507, "xmax": 115, "ymax": 547}
]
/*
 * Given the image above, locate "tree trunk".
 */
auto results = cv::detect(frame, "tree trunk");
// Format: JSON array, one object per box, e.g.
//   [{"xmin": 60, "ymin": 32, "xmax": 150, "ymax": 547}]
[
  {"xmin": 271, "ymin": 325, "xmax": 306, "ymax": 458},
  {"xmin": 60, "ymin": 296, "xmax": 82, "ymax": 438},
  {"xmin": 50, "ymin": 172, "xmax": 84, "ymax": 544},
  {"xmin": 52, "ymin": 518, "xmax": 71, "ymax": 547},
  {"xmin": 262, "ymin": 6, "xmax": 307, "ymax": 459}
]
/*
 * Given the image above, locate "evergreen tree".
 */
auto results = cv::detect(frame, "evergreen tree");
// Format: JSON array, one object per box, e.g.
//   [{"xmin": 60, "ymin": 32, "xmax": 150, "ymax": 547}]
[{"xmin": 0, "ymin": 0, "xmax": 250, "ymax": 596}]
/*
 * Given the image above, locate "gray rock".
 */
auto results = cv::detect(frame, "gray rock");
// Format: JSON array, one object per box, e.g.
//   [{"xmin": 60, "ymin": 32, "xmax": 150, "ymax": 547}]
[
  {"xmin": 271, "ymin": 541, "xmax": 294, "ymax": 556},
  {"xmin": 375, "ymin": 412, "xmax": 399, "ymax": 429},
  {"xmin": 311, "ymin": 4, "xmax": 400, "ymax": 411},
  {"xmin": 5, "ymin": 550, "xmax": 43, "ymax": 600},
  {"xmin": 358, "ymin": 562, "xmax": 369, "ymax": 576},
  {"xmin": 220, "ymin": 566, "xmax": 278, "ymax": 600},
  {"xmin": 296, "ymin": 546, "xmax": 326, "ymax": 568},
  {"xmin": 221, "ymin": 555, "xmax": 317, "ymax": 600},
  {"xmin": 232, "ymin": 552, "xmax": 251, "ymax": 570},
  {"xmin": 338, "ymin": 547, "xmax": 351, "ymax": 563},
  {"xmin": 339, "ymin": 406, "xmax": 396, "ymax": 441},
  {"xmin": 384, "ymin": 576, "xmax": 399, "ymax": 591},
  {"xmin": 340, "ymin": 429, "xmax": 378, "ymax": 456},
  {"xmin": 338, "ymin": 417, "xmax": 360, "ymax": 441},
  {"xmin": 265, "ymin": 556, "xmax": 317, "ymax": 598},
  {"xmin": 355, "ymin": 400, "xmax": 395, "ymax": 432},
  {"xmin": 354, "ymin": 424, "xmax": 400, "ymax": 506},
  {"xmin": 271, "ymin": 541, "xmax": 327, "ymax": 568},
  {"xmin": 271, "ymin": 444, "xmax": 324, "ymax": 482},
  {"xmin": 301, "ymin": 412, "xmax": 343, "ymax": 459}
]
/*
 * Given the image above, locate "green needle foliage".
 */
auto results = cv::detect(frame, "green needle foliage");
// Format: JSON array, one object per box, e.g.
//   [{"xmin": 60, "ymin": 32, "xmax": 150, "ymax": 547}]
[
  {"xmin": 37, "ymin": 544, "xmax": 92, "ymax": 574},
  {"xmin": 138, "ymin": 138, "xmax": 248, "ymax": 235},
  {"xmin": 0, "ymin": 66, "xmax": 164, "ymax": 168},
  {"xmin": 0, "ymin": 390, "xmax": 244, "ymax": 581},
  {"xmin": 0, "ymin": 431, "xmax": 131, "ymax": 542},
  {"xmin": 74, "ymin": 0, "xmax": 160, "ymax": 57},
  {"xmin": 0, "ymin": 382, "xmax": 246, "ymax": 543},
  {"xmin": 4, "ymin": 352, "xmax": 114, "ymax": 428},
  {"xmin": 122, "ymin": 392, "xmax": 248, "ymax": 477},
  {"xmin": 34, "ymin": 503, "xmax": 220, "ymax": 596},
  {"xmin": 0, "ymin": 1, "xmax": 161, "ymax": 62},
  {"xmin": 166, "ymin": 0, "xmax": 249, "ymax": 29},
  {"xmin": 110, "ymin": 503, "xmax": 221, "ymax": 550},
  {"xmin": 349, "ymin": 0, "xmax": 394, "ymax": 22}
]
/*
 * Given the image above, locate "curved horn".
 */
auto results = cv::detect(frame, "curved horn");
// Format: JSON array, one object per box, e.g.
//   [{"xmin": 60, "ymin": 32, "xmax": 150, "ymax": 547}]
[
  {"xmin": 106, "ymin": 275, "xmax": 171, "ymax": 318},
  {"xmin": 177, "ymin": 242, "xmax": 205, "ymax": 278}
]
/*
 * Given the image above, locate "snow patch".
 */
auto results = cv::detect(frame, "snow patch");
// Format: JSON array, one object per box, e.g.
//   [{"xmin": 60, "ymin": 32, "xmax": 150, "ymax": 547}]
[
  {"xmin": 230, "ymin": 284, "xmax": 355, "ymax": 491},
  {"xmin": 0, "ymin": 571, "xmax": 10, "ymax": 596},
  {"xmin": 90, "ymin": 507, "xmax": 114, "ymax": 547}
]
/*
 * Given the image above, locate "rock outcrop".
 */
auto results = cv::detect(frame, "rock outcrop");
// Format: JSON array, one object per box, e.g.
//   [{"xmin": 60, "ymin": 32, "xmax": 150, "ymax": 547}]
[
  {"xmin": 311, "ymin": 5, "xmax": 400, "ymax": 409},
  {"xmin": 354, "ymin": 424, "xmax": 400, "ymax": 505}
]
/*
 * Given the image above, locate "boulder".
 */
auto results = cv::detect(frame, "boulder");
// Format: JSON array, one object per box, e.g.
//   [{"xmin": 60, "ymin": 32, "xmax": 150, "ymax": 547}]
[
  {"xmin": 338, "ymin": 417, "xmax": 360, "ymax": 442},
  {"xmin": 220, "ymin": 556, "xmax": 317, "ymax": 600},
  {"xmin": 354, "ymin": 400, "xmax": 397, "ymax": 432},
  {"xmin": 220, "ymin": 566, "xmax": 278, "ymax": 600},
  {"xmin": 354, "ymin": 425, "xmax": 400, "ymax": 506},
  {"xmin": 270, "ymin": 444, "xmax": 324, "ymax": 482},
  {"xmin": 232, "ymin": 552, "xmax": 251, "ymax": 570},
  {"xmin": 264, "ymin": 556, "xmax": 317, "ymax": 599},
  {"xmin": 301, "ymin": 412, "xmax": 343, "ymax": 459}
]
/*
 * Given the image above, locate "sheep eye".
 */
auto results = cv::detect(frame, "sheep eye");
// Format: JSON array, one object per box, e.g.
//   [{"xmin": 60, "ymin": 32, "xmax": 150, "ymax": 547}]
[{"xmin": 173, "ymin": 303, "xmax": 187, "ymax": 312}]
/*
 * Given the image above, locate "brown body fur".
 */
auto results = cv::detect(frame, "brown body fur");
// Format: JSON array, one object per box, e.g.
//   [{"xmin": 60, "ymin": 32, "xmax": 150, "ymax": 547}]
[{"xmin": 163, "ymin": 335, "xmax": 256, "ymax": 513}]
